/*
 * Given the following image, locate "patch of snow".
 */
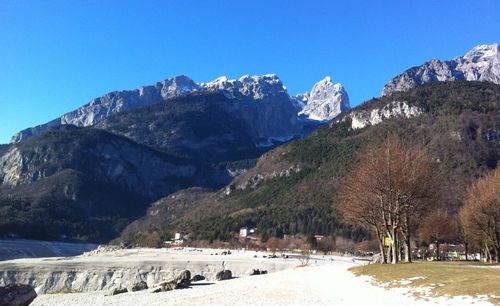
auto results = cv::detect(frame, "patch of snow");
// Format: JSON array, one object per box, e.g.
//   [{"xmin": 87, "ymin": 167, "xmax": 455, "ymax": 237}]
[{"xmin": 28, "ymin": 250, "xmax": 495, "ymax": 306}]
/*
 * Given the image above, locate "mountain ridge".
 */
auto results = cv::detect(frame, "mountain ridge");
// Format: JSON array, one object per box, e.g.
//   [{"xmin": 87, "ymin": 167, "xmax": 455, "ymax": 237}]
[
  {"xmin": 382, "ymin": 43, "xmax": 500, "ymax": 96},
  {"xmin": 11, "ymin": 74, "xmax": 350, "ymax": 143}
]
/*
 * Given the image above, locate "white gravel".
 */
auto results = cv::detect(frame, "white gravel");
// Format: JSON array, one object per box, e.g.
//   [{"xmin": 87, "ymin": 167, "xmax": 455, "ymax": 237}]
[{"xmin": 29, "ymin": 250, "xmax": 494, "ymax": 306}]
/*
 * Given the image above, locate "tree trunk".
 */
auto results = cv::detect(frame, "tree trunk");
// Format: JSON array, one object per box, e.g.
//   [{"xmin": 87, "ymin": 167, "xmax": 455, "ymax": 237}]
[
  {"xmin": 464, "ymin": 240, "xmax": 469, "ymax": 261},
  {"xmin": 390, "ymin": 228, "xmax": 398, "ymax": 264},
  {"xmin": 436, "ymin": 240, "xmax": 440, "ymax": 261},
  {"xmin": 404, "ymin": 213, "xmax": 412, "ymax": 263},
  {"xmin": 375, "ymin": 227, "xmax": 387, "ymax": 264},
  {"xmin": 396, "ymin": 238, "xmax": 402, "ymax": 262},
  {"xmin": 387, "ymin": 240, "xmax": 392, "ymax": 264},
  {"xmin": 404, "ymin": 240, "xmax": 410, "ymax": 263},
  {"xmin": 485, "ymin": 246, "xmax": 492, "ymax": 263}
]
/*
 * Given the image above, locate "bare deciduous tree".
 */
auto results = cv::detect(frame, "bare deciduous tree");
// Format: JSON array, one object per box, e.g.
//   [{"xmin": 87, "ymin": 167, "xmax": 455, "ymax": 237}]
[
  {"xmin": 336, "ymin": 134, "xmax": 439, "ymax": 264},
  {"xmin": 419, "ymin": 210, "xmax": 456, "ymax": 261},
  {"xmin": 459, "ymin": 168, "xmax": 500, "ymax": 263},
  {"xmin": 266, "ymin": 237, "xmax": 280, "ymax": 255}
]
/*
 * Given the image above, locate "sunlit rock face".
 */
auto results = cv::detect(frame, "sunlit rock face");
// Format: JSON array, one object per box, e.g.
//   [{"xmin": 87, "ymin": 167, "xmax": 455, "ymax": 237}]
[
  {"xmin": 382, "ymin": 43, "xmax": 500, "ymax": 96},
  {"xmin": 294, "ymin": 76, "xmax": 350, "ymax": 121},
  {"xmin": 11, "ymin": 74, "xmax": 350, "ymax": 144}
]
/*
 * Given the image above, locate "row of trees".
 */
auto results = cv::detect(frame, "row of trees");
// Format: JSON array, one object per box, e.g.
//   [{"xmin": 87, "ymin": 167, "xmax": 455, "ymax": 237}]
[
  {"xmin": 336, "ymin": 134, "xmax": 499, "ymax": 264},
  {"xmin": 459, "ymin": 169, "xmax": 500, "ymax": 262}
]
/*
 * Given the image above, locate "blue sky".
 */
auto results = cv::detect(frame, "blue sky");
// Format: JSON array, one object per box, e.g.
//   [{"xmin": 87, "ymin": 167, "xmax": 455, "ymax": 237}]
[{"xmin": 0, "ymin": 0, "xmax": 499, "ymax": 144}]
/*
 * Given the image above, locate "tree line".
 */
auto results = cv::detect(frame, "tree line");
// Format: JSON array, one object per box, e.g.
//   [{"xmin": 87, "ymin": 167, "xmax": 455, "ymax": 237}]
[{"xmin": 336, "ymin": 134, "xmax": 499, "ymax": 264}]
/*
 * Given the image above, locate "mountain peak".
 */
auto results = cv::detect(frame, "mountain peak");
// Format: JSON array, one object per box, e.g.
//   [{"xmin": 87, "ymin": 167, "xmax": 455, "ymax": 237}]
[
  {"xmin": 382, "ymin": 43, "xmax": 500, "ymax": 96},
  {"xmin": 463, "ymin": 43, "xmax": 499, "ymax": 60},
  {"xmin": 296, "ymin": 76, "xmax": 350, "ymax": 121},
  {"xmin": 321, "ymin": 76, "xmax": 332, "ymax": 83}
]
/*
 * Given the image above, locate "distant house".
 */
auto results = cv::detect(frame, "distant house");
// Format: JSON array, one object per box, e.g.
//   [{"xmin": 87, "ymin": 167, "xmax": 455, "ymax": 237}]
[
  {"xmin": 172, "ymin": 232, "xmax": 188, "ymax": 245},
  {"xmin": 239, "ymin": 227, "xmax": 256, "ymax": 239},
  {"xmin": 239, "ymin": 228, "xmax": 248, "ymax": 238},
  {"xmin": 314, "ymin": 235, "xmax": 324, "ymax": 242}
]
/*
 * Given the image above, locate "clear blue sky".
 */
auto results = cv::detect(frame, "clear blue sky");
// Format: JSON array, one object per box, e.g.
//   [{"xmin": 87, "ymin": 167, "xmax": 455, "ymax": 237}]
[{"xmin": 1, "ymin": 0, "xmax": 499, "ymax": 144}]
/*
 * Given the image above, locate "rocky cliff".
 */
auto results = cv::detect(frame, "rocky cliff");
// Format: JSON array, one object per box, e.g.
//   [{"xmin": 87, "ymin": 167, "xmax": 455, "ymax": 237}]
[{"xmin": 295, "ymin": 76, "xmax": 350, "ymax": 121}]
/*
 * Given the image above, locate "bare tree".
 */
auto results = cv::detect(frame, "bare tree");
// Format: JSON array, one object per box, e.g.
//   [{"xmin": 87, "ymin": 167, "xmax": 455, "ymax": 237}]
[
  {"xmin": 419, "ymin": 210, "xmax": 456, "ymax": 261},
  {"xmin": 298, "ymin": 246, "xmax": 311, "ymax": 266},
  {"xmin": 460, "ymin": 169, "xmax": 500, "ymax": 263},
  {"xmin": 316, "ymin": 236, "xmax": 336, "ymax": 254},
  {"xmin": 336, "ymin": 134, "xmax": 439, "ymax": 264},
  {"xmin": 266, "ymin": 236, "xmax": 280, "ymax": 255}
]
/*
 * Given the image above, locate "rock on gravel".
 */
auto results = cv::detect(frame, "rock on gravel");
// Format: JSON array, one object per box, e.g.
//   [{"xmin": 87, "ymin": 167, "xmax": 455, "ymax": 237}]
[
  {"xmin": 127, "ymin": 281, "xmax": 148, "ymax": 292},
  {"xmin": 191, "ymin": 275, "xmax": 205, "ymax": 282},
  {"xmin": 105, "ymin": 287, "xmax": 128, "ymax": 296},
  {"xmin": 149, "ymin": 270, "xmax": 192, "ymax": 293},
  {"xmin": 216, "ymin": 270, "xmax": 232, "ymax": 281}
]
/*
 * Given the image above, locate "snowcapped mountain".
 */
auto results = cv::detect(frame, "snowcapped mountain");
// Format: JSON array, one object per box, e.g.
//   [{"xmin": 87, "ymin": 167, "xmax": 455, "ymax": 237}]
[
  {"xmin": 202, "ymin": 74, "xmax": 287, "ymax": 100},
  {"xmin": 293, "ymin": 76, "xmax": 350, "ymax": 121},
  {"xmin": 11, "ymin": 74, "xmax": 349, "ymax": 143},
  {"xmin": 382, "ymin": 43, "xmax": 500, "ymax": 96}
]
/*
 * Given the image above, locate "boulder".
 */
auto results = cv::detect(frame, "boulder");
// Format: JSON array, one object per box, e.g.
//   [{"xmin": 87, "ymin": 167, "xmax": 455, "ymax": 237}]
[
  {"xmin": 215, "ymin": 270, "xmax": 232, "ymax": 281},
  {"xmin": 148, "ymin": 280, "xmax": 176, "ymax": 293},
  {"xmin": 174, "ymin": 270, "xmax": 191, "ymax": 286},
  {"xmin": 148, "ymin": 285, "xmax": 163, "ymax": 293},
  {"xmin": 0, "ymin": 284, "xmax": 37, "ymax": 306},
  {"xmin": 149, "ymin": 270, "xmax": 192, "ymax": 293},
  {"xmin": 104, "ymin": 287, "xmax": 128, "ymax": 296},
  {"xmin": 250, "ymin": 269, "xmax": 267, "ymax": 275},
  {"xmin": 250, "ymin": 269, "xmax": 261, "ymax": 275},
  {"xmin": 127, "ymin": 281, "xmax": 148, "ymax": 292},
  {"xmin": 191, "ymin": 274, "xmax": 205, "ymax": 282}
]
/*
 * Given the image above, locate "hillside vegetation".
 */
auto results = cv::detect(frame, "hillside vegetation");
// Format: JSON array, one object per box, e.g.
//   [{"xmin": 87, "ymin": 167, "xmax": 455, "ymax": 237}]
[{"xmin": 120, "ymin": 81, "xmax": 500, "ymax": 244}]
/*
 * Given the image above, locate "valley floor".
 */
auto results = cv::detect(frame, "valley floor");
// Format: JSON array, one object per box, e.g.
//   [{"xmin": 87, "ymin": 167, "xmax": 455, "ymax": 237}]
[{"xmin": 30, "ymin": 253, "xmax": 494, "ymax": 306}]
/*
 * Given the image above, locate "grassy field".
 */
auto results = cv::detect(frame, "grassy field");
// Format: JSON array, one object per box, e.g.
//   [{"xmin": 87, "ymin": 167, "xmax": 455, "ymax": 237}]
[{"xmin": 350, "ymin": 261, "xmax": 500, "ymax": 305}]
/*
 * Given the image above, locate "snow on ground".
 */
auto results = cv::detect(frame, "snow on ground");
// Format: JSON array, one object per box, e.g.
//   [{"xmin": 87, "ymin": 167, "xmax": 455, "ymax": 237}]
[{"xmin": 29, "ymin": 249, "xmax": 493, "ymax": 306}]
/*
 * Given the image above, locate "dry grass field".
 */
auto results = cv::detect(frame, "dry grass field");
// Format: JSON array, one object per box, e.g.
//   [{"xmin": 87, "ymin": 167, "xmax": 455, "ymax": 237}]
[{"xmin": 351, "ymin": 261, "xmax": 500, "ymax": 305}]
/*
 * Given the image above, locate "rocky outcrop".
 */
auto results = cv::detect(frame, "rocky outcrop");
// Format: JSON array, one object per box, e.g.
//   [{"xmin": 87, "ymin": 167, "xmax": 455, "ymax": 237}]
[
  {"xmin": 382, "ymin": 43, "xmax": 500, "ymax": 96},
  {"xmin": 225, "ymin": 164, "xmax": 301, "ymax": 195},
  {"xmin": 343, "ymin": 101, "xmax": 422, "ymax": 130},
  {"xmin": 296, "ymin": 76, "xmax": 350, "ymax": 121},
  {"xmin": 0, "ymin": 284, "xmax": 37, "ymax": 306}
]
